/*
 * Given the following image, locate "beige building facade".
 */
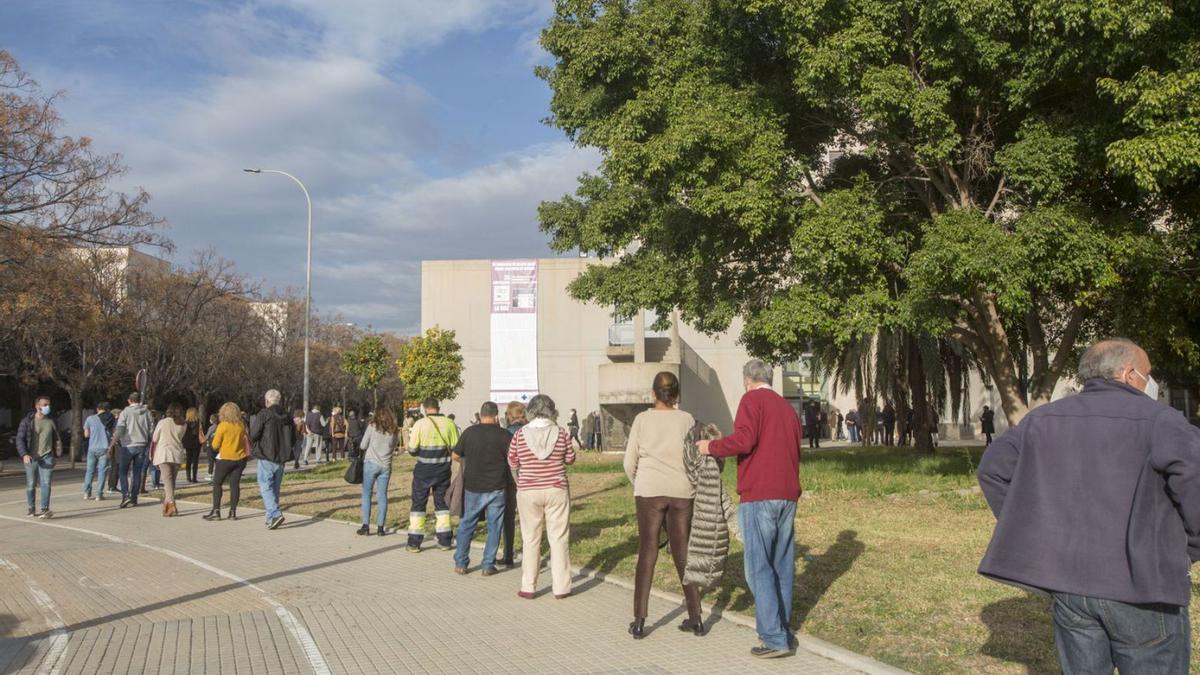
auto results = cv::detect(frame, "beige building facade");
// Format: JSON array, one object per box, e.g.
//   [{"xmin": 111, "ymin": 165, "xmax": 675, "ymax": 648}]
[{"xmin": 421, "ymin": 258, "xmax": 776, "ymax": 449}]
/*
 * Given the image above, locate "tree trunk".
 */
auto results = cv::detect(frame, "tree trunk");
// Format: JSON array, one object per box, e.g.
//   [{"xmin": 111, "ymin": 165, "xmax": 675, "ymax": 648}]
[{"xmin": 907, "ymin": 334, "xmax": 935, "ymax": 454}]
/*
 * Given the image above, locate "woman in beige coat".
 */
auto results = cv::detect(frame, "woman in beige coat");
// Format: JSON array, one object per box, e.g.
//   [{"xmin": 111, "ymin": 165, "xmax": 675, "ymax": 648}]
[{"xmin": 152, "ymin": 403, "xmax": 188, "ymax": 517}]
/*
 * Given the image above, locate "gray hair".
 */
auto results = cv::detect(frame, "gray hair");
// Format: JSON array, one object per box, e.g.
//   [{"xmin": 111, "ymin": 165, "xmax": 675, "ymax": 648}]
[
  {"xmin": 525, "ymin": 394, "xmax": 558, "ymax": 421},
  {"xmin": 742, "ymin": 359, "xmax": 774, "ymax": 385},
  {"xmin": 264, "ymin": 389, "xmax": 282, "ymax": 406},
  {"xmin": 1077, "ymin": 339, "xmax": 1142, "ymax": 381}
]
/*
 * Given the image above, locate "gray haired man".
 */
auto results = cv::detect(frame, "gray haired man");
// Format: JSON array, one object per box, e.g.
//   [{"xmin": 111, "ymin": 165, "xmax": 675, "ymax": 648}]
[
  {"xmin": 978, "ymin": 338, "xmax": 1200, "ymax": 673},
  {"xmin": 251, "ymin": 389, "xmax": 294, "ymax": 530}
]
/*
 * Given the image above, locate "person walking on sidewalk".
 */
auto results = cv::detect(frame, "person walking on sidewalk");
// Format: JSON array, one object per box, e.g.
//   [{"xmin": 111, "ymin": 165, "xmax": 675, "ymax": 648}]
[
  {"xmin": 112, "ymin": 392, "xmax": 153, "ymax": 509},
  {"xmin": 204, "ymin": 402, "xmax": 249, "ymax": 521},
  {"xmin": 16, "ymin": 395, "xmax": 61, "ymax": 518},
  {"xmin": 508, "ymin": 394, "xmax": 576, "ymax": 600},
  {"xmin": 183, "ymin": 408, "xmax": 203, "ymax": 483},
  {"xmin": 82, "ymin": 401, "xmax": 116, "ymax": 501},
  {"xmin": 452, "ymin": 401, "xmax": 513, "ymax": 575},
  {"xmin": 698, "ymin": 359, "xmax": 803, "ymax": 659},
  {"xmin": 357, "ymin": 405, "xmax": 398, "ymax": 536},
  {"xmin": 406, "ymin": 398, "xmax": 459, "ymax": 552},
  {"xmin": 251, "ymin": 389, "xmax": 294, "ymax": 530},
  {"xmin": 151, "ymin": 403, "xmax": 188, "ymax": 517},
  {"xmin": 624, "ymin": 372, "xmax": 705, "ymax": 639},
  {"xmin": 978, "ymin": 339, "xmax": 1200, "ymax": 674}
]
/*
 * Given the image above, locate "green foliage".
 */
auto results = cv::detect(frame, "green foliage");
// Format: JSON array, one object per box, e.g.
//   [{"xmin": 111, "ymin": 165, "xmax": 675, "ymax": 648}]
[
  {"xmin": 395, "ymin": 326, "xmax": 464, "ymax": 404},
  {"xmin": 537, "ymin": 0, "xmax": 1200, "ymax": 416},
  {"xmin": 340, "ymin": 336, "xmax": 392, "ymax": 392}
]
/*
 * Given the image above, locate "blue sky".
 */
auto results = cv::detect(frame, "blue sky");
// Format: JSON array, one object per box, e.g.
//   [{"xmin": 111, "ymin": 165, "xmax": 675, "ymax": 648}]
[{"xmin": 0, "ymin": 1, "xmax": 599, "ymax": 333}]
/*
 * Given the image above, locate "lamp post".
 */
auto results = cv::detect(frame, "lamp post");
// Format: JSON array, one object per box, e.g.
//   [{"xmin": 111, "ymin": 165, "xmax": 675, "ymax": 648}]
[{"xmin": 244, "ymin": 168, "xmax": 313, "ymax": 414}]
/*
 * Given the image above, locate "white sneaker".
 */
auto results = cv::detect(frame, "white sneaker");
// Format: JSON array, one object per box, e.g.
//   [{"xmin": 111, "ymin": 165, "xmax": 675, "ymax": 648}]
[
  {"xmin": 95, "ymin": 494, "xmax": 105, "ymax": 501},
  {"xmin": 37, "ymin": 510, "xmax": 53, "ymax": 519}
]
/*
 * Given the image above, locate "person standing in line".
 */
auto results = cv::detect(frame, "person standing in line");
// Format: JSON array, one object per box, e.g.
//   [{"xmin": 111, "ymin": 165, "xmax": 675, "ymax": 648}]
[
  {"xmin": 329, "ymin": 407, "xmax": 348, "ymax": 461},
  {"xmin": 358, "ymin": 405, "xmax": 399, "ymax": 536},
  {"xmin": 204, "ymin": 402, "xmax": 249, "ymax": 521},
  {"xmin": 452, "ymin": 401, "xmax": 513, "ymax": 575},
  {"xmin": 567, "ymin": 408, "xmax": 582, "ymax": 449},
  {"xmin": 803, "ymin": 401, "xmax": 821, "ymax": 449},
  {"xmin": 835, "ymin": 410, "xmax": 845, "ymax": 442},
  {"xmin": 111, "ymin": 392, "xmax": 154, "ymax": 509},
  {"xmin": 581, "ymin": 411, "xmax": 594, "ymax": 451},
  {"xmin": 145, "ymin": 408, "xmax": 164, "ymax": 492},
  {"xmin": 979, "ymin": 405, "xmax": 995, "ymax": 446},
  {"xmin": 183, "ymin": 408, "xmax": 203, "ymax": 484},
  {"xmin": 251, "ymin": 389, "xmax": 294, "ymax": 531},
  {"xmin": 624, "ymin": 372, "xmax": 705, "ymax": 639},
  {"xmin": 508, "ymin": 394, "xmax": 576, "ymax": 600},
  {"xmin": 291, "ymin": 409, "xmax": 305, "ymax": 469},
  {"xmin": 82, "ymin": 401, "xmax": 116, "ymax": 501},
  {"xmin": 303, "ymin": 406, "xmax": 325, "ymax": 465},
  {"xmin": 204, "ymin": 413, "xmax": 219, "ymax": 480},
  {"xmin": 845, "ymin": 409, "xmax": 859, "ymax": 443},
  {"xmin": 16, "ymin": 396, "xmax": 61, "ymax": 518},
  {"xmin": 978, "ymin": 339, "xmax": 1200, "ymax": 673},
  {"xmin": 698, "ymin": 359, "xmax": 803, "ymax": 659},
  {"xmin": 881, "ymin": 403, "xmax": 896, "ymax": 447},
  {"xmin": 151, "ymin": 403, "xmax": 188, "ymax": 517},
  {"xmin": 499, "ymin": 401, "xmax": 527, "ymax": 568},
  {"xmin": 406, "ymin": 398, "xmax": 459, "ymax": 552},
  {"xmin": 346, "ymin": 410, "xmax": 365, "ymax": 453}
]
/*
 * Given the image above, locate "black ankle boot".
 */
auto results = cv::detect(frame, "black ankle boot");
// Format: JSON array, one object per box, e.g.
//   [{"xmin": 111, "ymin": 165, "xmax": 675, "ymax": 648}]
[
  {"xmin": 203, "ymin": 510, "xmax": 221, "ymax": 521},
  {"xmin": 678, "ymin": 618, "xmax": 707, "ymax": 636},
  {"xmin": 227, "ymin": 507, "xmax": 237, "ymax": 521},
  {"xmin": 628, "ymin": 618, "xmax": 646, "ymax": 639},
  {"xmin": 356, "ymin": 524, "xmax": 369, "ymax": 535}
]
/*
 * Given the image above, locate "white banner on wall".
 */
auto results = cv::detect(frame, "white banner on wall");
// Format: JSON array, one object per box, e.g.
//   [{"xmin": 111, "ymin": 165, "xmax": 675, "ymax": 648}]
[{"xmin": 490, "ymin": 260, "xmax": 538, "ymax": 404}]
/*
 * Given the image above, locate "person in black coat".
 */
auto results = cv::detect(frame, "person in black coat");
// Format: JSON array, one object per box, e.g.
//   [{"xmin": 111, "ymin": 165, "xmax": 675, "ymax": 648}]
[{"xmin": 980, "ymin": 406, "xmax": 996, "ymax": 446}]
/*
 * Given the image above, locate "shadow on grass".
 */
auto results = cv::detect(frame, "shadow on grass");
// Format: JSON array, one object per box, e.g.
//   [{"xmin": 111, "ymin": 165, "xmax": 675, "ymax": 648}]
[{"xmin": 980, "ymin": 594, "xmax": 1058, "ymax": 674}]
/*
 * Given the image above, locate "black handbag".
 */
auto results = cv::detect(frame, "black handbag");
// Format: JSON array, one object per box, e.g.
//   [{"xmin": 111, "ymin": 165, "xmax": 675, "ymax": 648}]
[{"xmin": 344, "ymin": 455, "xmax": 363, "ymax": 484}]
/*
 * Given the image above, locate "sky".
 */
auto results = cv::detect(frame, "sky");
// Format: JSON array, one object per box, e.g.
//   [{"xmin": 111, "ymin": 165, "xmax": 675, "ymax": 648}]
[{"xmin": 0, "ymin": 0, "xmax": 600, "ymax": 334}]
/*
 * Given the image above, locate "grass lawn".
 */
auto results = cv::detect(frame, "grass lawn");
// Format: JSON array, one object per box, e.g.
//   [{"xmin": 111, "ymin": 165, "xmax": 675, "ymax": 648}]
[{"xmin": 175, "ymin": 447, "xmax": 1200, "ymax": 674}]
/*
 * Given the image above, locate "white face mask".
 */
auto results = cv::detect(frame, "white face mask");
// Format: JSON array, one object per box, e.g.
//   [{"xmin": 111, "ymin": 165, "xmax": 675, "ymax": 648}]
[
  {"xmin": 1132, "ymin": 369, "xmax": 1159, "ymax": 400},
  {"xmin": 39, "ymin": 405, "xmax": 50, "ymax": 416}
]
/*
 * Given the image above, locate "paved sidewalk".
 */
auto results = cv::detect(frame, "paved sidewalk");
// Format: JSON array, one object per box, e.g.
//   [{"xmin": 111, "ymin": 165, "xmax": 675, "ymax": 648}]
[{"xmin": 0, "ymin": 469, "xmax": 872, "ymax": 674}]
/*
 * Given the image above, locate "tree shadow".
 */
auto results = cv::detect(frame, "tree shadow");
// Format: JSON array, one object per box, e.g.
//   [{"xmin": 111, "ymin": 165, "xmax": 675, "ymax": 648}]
[{"xmin": 980, "ymin": 594, "xmax": 1058, "ymax": 674}]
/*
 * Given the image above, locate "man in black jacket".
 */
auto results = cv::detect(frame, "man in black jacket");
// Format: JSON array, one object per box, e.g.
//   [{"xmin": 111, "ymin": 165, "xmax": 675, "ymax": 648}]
[
  {"xmin": 978, "ymin": 338, "xmax": 1200, "ymax": 673},
  {"xmin": 251, "ymin": 389, "xmax": 294, "ymax": 530}
]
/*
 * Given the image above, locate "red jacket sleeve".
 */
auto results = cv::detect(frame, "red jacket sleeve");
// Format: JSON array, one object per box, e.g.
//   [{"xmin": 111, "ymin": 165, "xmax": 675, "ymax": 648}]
[{"xmin": 710, "ymin": 395, "xmax": 758, "ymax": 457}]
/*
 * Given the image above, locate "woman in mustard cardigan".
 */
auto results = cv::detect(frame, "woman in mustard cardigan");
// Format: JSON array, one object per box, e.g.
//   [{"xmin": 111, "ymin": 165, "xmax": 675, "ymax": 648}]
[{"xmin": 204, "ymin": 402, "xmax": 249, "ymax": 521}]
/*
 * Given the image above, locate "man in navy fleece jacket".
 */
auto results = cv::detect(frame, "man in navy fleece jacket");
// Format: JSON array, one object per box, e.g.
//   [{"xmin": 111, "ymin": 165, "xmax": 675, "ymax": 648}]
[{"xmin": 978, "ymin": 338, "xmax": 1200, "ymax": 674}]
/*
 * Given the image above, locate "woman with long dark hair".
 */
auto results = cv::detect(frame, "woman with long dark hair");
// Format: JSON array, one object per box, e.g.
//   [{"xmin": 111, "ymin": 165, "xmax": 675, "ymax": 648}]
[
  {"xmin": 152, "ymin": 403, "xmax": 188, "ymax": 517},
  {"xmin": 623, "ymin": 371, "xmax": 704, "ymax": 638},
  {"xmin": 204, "ymin": 402, "xmax": 248, "ymax": 521},
  {"xmin": 358, "ymin": 406, "xmax": 399, "ymax": 536}
]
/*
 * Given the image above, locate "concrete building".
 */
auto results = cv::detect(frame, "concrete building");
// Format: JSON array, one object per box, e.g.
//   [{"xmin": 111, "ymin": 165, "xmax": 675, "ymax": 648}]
[{"xmin": 422, "ymin": 258, "xmax": 771, "ymax": 450}]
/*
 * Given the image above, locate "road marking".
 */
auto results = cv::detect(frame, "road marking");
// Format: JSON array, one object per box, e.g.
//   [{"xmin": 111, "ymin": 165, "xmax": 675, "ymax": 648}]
[
  {"xmin": 0, "ymin": 515, "xmax": 331, "ymax": 675},
  {"xmin": 0, "ymin": 558, "xmax": 69, "ymax": 675}
]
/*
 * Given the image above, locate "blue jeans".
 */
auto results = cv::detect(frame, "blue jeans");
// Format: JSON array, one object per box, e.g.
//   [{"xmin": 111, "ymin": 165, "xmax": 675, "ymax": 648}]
[
  {"xmin": 83, "ymin": 450, "xmax": 109, "ymax": 497},
  {"xmin": 738, "ymin": 499, "xmax": 797, "ymax": 651},
  {"xmin": 23, "ymin": 454, "xmax": 54, "ymax": 511},
  {"xmin": 118, "ymin": 445, "xmax": 147, "ymax": 502},
  {"xmin": 1053, "ymin": 592, "xmax": 1190, "ymax": 674},
  {"xmin": 454, "ymin": 489, "xmax": 506, "ymax": 570},
  {"xmin": 256, "ymin": 459, "xmax": 285, "ymax": 522},
  {"xmin": 361, "ymin": 461, "xmax": 391, "ymax": 528}
]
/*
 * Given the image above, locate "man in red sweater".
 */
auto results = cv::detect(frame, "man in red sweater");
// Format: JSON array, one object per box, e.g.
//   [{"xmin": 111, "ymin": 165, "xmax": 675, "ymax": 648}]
[{"xmin": 699, "ymin": 358, "xmax": 802, "ymax": 658}]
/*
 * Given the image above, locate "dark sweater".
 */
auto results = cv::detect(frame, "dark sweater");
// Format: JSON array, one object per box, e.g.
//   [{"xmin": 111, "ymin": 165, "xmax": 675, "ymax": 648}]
[
  {"xmin": 978, "ymin": 378, "xmax": 1200, "ymax": 606},
  {"xmin": 708, "ymin": 387, "xmax": 803, "ymax": 502}
]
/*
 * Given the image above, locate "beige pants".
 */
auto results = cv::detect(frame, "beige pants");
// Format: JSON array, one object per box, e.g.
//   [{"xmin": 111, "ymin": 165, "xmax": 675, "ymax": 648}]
[
  {"xmin": 159, "ymin": 463, "xmax": 179, "ymax": 502},
  {"xmin": 517, "ymin": 487, "xmax": 571, "ymax": 595}
]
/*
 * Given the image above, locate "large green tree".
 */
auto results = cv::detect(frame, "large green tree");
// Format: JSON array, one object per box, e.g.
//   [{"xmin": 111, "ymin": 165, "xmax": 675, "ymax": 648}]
[
  {"xmin": 395, "ymin": 327, "xmax": 464, "ymax": 404},
  {"xmin": 537, "ymin": 0, "xmax": 1199, "ymax": 424}
]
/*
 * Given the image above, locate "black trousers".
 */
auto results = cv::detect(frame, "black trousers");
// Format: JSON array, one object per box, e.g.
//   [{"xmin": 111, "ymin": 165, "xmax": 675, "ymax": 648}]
[
  {"xmin": 501, "ymin": 479, "xmax": 516, "ymax": 563},
  {"xmin": 635, "ymin": 496, "xmax": 702, "ymax": 620},
  {"xmin": 185, "ymin": 447, "xmax": 201, "ymax": 482},
  {"xmin": 211, "ymin": 458, "xmax": 247, "ymax": 511}
]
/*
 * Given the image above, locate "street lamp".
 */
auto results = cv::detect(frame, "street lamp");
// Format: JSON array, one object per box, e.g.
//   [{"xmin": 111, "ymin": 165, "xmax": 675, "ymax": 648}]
[{"xmin": 244, "ymin": 168, "xmax": 313, "ymax": 414}]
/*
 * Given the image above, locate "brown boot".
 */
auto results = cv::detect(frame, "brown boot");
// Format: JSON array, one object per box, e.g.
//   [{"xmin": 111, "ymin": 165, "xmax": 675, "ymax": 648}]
[
  {"xmin": 167, "ymin": 501, "xmax": 177, "ymax": 517},
  {"xmin": 161, "ymin": 502, "xmax": 169, "ymax": 517}
]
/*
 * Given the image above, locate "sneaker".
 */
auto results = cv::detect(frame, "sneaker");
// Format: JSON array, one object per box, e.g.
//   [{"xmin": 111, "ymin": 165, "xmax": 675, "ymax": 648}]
[
  {"xmin": 96, "ymin": 494, "xmax": 105, "ymax": 501},
  {"xmin": 268, "ymin": 515, "xmax": 285, "ymax": 530},
  {"xmin": 454, "ymin": 567, "xmax": 467, "ymax": 575},
  {"xmin": 750, "ymin": 645, "xmax": 792, "ymax": 659},
  {"xmin": 83, "ymin": 494, "xmax": 91, "ymax": 501},
  {"xmin": 480, "ymin": 568, "xmax": 499, "ymax": 577},
  {"xmin": 37, "ymin": 510, "xmax": 53, "ymax": 519},
  {"xmin": 436, "ymin": 543, "xmax": 453, "ymax": 551},
  {"xmin": 119, "ymin": 497, "xmax": 130, "ymax": 509},
  {"xmin": 26, "ymin": 507, "xmax": 35, "ymax": 517},
  {"xmin": 406, "ymin": 545, "xmax": 421, "ymax": 553}
]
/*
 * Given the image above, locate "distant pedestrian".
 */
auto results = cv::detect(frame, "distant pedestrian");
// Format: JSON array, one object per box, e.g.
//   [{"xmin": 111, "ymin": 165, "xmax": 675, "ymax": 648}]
[
  {"xmin": 978, "ymin": 339, "xmax": 1199, "ymax": 673},
  {"xmin": 835, "ymin": 411, "xmax": 845, "ymax": 441},
  {"xmin": 251, "ymin": 389, "xmax": 294, "ymax": 530},
  {"xmin": 509, "ymin": 394, "xmax": 576, "ymax": 600},
  {"xmin": 183, "ymin": 408, "xmax": 203, "ymax": 483},
  {"xmin": 303, "ymin": 406, "xmax": 325, "ymax": 465},
  {"xmin": 881, "ymin": 403, "xmax": 896, "ymax": 447},
  {"xmin": 204, "ymin": 402, "xmax": 248, "ymax": 521},
  {"xmin": 204, "ymin": 413, "xmax": 219, "ymax": 479},
  {"xmin": 329, "ymin": 407, "xmax": 348, "ymax": 461},
  {"xmin": 803, "ymin": 400, "xmax": 820, "ymax": 449},
  {"xmin": 979, "ymin": 406, "xmax": 995, "ymax": 446},
  {"xmin": 146, "ymin": 408, "xmax": 164, "ymax": 492},
  {"xmin": 357, "ymin": 405, "xmax": 398, "ymax": 536},
  {"xmin": 151, "ymin": 403, "xmax": 188, "ymax": 517},
  {"xmin": 698, "ymin": 359, "xmax": 802, "ymax": 658},
  {"xmin": 623, "ymin": 372, "xmax": 704, "ymax": 639},
  {"xmin": 568, "ymin": 408, "xmax": 582, "ymax": 449},
  {"xmin": 406, "ymin": 398, "xmax": 459, "ymax": 551},
  {"xmin": 499, "ymin": 401, "xmax": 527, "ymax": 567},
  {"xmin": 845, "ymin": 409, "xmax": 859, "ymax": 443},
  {"xmin": 452, "ymin": 401, "xmax": 513, "ymax": 574},
  {"xmin": 346, "ymin": 410, "xmax": 365, "ymax": 452},
  {"xmin": 16, "ymin": 395, "xmax": 61, "ymax": 518},
  {"xmin": 112, "ymin": 392, "xmax": 153, "ymax": 509},
  {"xmin": 82, "ymin": 401, "xmax": 116, "ymax": 500},
  {"xmin": 291, "ymin": 410, "xmax": 305, "ymax": 469}
]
